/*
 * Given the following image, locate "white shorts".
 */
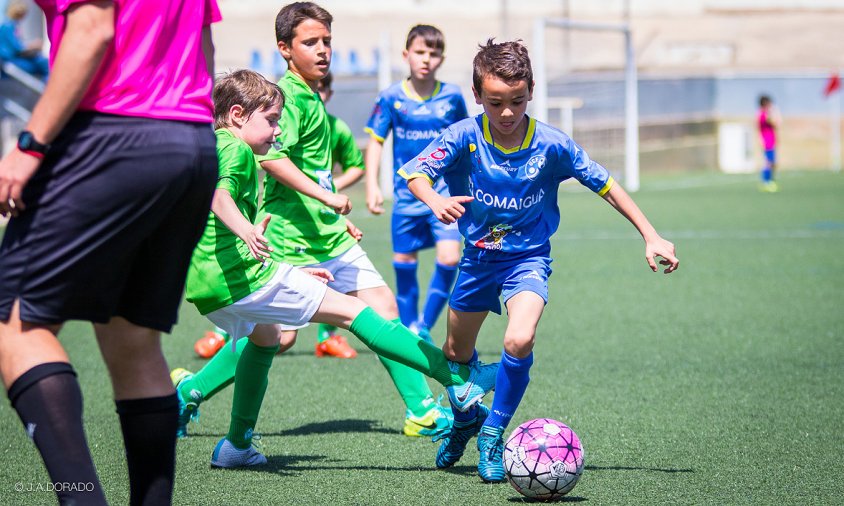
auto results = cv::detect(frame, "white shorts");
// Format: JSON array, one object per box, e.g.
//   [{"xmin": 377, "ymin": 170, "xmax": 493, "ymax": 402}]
[
  {"xmin": 205, "ymin": 262, "xmax": 327, "ymax": 341},
  {"xmin": 313, "ymin": 244, "xmax": 386, "ymax": 294}
]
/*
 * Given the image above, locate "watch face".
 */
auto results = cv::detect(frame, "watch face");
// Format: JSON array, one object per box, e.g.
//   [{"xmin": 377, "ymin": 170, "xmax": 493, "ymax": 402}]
[{"xmin": 19, "ymin": 131, "xmax": 35, "ymax": 150}]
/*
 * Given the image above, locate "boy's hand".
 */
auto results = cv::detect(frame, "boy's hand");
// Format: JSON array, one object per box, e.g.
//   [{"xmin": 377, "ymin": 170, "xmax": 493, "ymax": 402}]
[
  {"xmin": 366, "ymin": 184, "xmax": 384, "ymax": 215},
  {"xmin": 431, "ymin": 195, "xmax": 473, "ymax": 224},
  {"xmin": 246, "ymin": 215, "xmax": 274, "ymax": 263},
  {"xmin": 645, "ymin": 235, "xmax": 679, "ymax": 274},
  {"xmin": 0, "ymin": 149, "xmax": 42, "ymax": 217},
  {"xmin": 301, "ymin": 267, "xmax": 334, "ymax": 284},
  {"xmin": 345, "ymin": 219, "xmax": 363, "ymax": 241},
  {"xmin": 324, "ymin": 192, "xmax": 352, "ymax": 215}
]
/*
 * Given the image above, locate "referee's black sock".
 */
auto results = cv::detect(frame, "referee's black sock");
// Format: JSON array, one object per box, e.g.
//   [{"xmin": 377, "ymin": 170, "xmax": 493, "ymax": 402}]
[
  {"xmin": 8, "ymin": 362, "xmax": 107, "ymax": 506},
  {"xmin": 115, "ymin": 393, "xmax": 179, "ymax": 506}
]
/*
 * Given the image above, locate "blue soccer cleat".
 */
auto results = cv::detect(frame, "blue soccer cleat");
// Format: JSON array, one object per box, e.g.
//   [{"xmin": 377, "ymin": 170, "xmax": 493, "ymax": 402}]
[
  {"xmin": 171, "ymin": 368, "xmax": 201, "ymax": 438},
  {"xmin": 434, "ymin": 403, "xmax": 490, "ymax": 469},
  {"xmin": 447, "ymin": 360, "xmax": 498, "ymax": 412},
  {"xmin": 210, "ymin": 437, "xmax": 267, "ymax": 469},
  {"xmin": 477, "ymin": 425, "xmax": 507, "ymax": 483}
]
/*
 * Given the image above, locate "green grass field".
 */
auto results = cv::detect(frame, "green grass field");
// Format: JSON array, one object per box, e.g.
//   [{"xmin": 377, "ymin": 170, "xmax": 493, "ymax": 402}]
[{"xmin": 1, "ymin": 171, "xmax": 843, "ymax": 505}]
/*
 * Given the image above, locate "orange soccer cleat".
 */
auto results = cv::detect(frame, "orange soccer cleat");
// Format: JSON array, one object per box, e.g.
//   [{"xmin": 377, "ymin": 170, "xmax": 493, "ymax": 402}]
[
  {"xmin": 314, "ymin": 334, "xmax": 357, "ymax": 359},
  {"xmin": 194, "ymin": 330, "xmax": 227, "ymax": 359}
]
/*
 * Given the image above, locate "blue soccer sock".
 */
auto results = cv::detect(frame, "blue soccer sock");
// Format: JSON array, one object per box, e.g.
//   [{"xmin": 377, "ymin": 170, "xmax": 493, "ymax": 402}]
[
  {"xmin": 420, "ymin": 262, "xmax": 457, "ymax": 330},
  {"xmin": 393, "ymin": 261, "xmax": 419, "ymax": 327},
  {"xmin": 485, "ymin": 351, "xmax": 533, "ymax": 430},
  {"xmin": 761, "ymin": 167, "xmax": 772, "ymax": 183}
]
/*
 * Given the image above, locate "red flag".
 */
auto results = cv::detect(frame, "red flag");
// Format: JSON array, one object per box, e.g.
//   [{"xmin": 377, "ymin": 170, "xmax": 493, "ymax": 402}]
[{"xmin": 824, "ymin": 73, "xmax": 841, "ymax": 97}]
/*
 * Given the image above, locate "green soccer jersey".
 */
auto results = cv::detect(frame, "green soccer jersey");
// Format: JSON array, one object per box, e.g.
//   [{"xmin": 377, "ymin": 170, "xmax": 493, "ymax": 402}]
[
  {"xmin": 186, "ymin": 129, "xmax": 278, "ymax": 315},
  {"xmin": 328, "ymin": 114, "xmax": 364, "ymax": 172},
  {"xmin": 259, "ymin": 72, "xmax": 356, "ymax": 265}
]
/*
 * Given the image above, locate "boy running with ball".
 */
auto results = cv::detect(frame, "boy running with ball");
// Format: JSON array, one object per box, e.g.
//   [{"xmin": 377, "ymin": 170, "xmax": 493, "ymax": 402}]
[{"xmin": 401, "ymin": 39, "xmax": 679, "ymax": 482}]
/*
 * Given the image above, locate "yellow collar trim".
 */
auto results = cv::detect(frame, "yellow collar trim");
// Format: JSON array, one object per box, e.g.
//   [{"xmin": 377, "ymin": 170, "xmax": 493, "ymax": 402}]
[
  {"xmin": 401, "ymin": 79, "xmax": 442, "ymax": 102},
  {"xmin": 482, "ymin": 114, "xmax": 536, "ymax": 154}
]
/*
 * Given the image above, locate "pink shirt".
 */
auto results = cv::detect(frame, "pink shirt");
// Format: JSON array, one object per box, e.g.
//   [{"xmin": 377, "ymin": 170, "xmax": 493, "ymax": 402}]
[
  {"xmin": 36, "ymin": 0, "xmax": 221, "ymax": 123},
  {"xmin": 758, "ymin": 109, "xmax": 776, "ymax": 150}
]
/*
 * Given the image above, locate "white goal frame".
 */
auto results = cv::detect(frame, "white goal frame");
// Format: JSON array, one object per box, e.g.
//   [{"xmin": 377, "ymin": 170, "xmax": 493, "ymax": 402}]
[{"xmin": 532, "ymin": 18, "xmax": 640, "ymax": 191}]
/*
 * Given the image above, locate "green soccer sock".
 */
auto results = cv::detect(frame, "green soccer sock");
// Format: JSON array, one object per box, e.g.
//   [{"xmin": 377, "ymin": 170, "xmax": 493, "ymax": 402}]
[
  {"xmin": 378, "ymin": 321, "xmax": 435, "ymax": 418},
  {"xmin": 227, "ymin": 341, "xmax": 279, "ymax": 449},
  {"xmin": 178, "ymin": 338, "xmax": 247, "ymax": 404},
  {"xmin": 349, "ymin": 307, "xmax": 470, "ymax": 391},
  {"xmin": 317, "ymin": 324, "xmax": 336, "ymax": 344}
]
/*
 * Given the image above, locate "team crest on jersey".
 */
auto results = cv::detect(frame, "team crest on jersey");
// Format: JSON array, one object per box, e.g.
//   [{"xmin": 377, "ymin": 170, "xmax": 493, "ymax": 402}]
[
  {"xmin": 436, "ymin": 103, "xmax": 455, "ymax": 118},
  {"xmin": 393, "ymin": 100, "xmax": 403, "ymax": 110},
  {"xmin": 475, "ymin": 224, "xmax": 513, "ymax": 250},
  {"xmin": 525, "ymin": 155, "xmax": 546, "ymax": 181}
]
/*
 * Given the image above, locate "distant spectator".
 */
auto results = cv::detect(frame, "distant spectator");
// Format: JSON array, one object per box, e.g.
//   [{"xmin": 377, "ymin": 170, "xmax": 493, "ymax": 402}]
[
  {"xmin": 0, "ymin": 1, "xmax": 49, "ymax": 78},
  {"xmin": 757, "ymin": 94, "xmax": 780, "ymax": 192}
]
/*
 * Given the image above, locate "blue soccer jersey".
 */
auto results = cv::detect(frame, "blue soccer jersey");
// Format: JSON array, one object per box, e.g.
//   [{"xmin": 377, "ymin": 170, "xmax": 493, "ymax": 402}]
[
  {"xmin": 365, "ymin": 80, "xmax": 468, "ymax": 215},
  {"xmin": 399, "ymin": 113, "xmax": 614, "ymax": 255}
]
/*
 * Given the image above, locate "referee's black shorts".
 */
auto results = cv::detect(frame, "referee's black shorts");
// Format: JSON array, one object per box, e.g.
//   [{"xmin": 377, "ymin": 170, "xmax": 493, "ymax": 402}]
[{"xmin": 0, "ymin": 112, "xmax": 218, "ymax": 333}]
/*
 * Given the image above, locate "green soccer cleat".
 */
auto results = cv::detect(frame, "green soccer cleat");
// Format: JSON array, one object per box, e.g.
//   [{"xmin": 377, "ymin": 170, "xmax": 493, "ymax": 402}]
[
  {"xmin": 210, "ymin": 437, "xmax": 267, "ymax": 469},
  {"xmin": 171, "ymin": 368, "xmax": 201, "ymax": 438},
  {"xmin": 447, "ymin": 360, "xmax": 499, "ymax": 412},
  {"xmin": 434, "ymin": 403, "xmax": 490, "ymax": 469},
  {"xmin": 403, "ymin": 398, "xmax": 453, "ymax": 438},
  {"xmin": 477, "ymin": 425, "xmax": 506, "ymax": 482}
]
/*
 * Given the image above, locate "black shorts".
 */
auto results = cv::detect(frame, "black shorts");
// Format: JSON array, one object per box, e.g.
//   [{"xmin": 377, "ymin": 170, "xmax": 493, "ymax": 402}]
[{"xmin": 0, "ymin": 112, "xmax": 217, "ymax": 332}]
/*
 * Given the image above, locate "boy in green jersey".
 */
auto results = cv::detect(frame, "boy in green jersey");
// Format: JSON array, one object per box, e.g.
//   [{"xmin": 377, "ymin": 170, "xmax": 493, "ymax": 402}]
[
  {"xmin": 178, "ymin": 2, "xmax": 471, "ymax": 442},
  {"xmin": 189, "ymin": 72, "xmax": 364, "ymax": 360},
  {"xmin": 183, "ymin": 68, "xmax": 497, "ymax": 468}
]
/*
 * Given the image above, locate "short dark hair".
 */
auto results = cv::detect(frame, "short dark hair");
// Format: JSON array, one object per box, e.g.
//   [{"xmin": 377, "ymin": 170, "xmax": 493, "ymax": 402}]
[
  {"xmin": 759, "ymin": 95, "xmax": 772, "ymax": 107},
  {"xmin": 275, "ymin": 2, "xmax": 333, "ymax": 45},
  {"xmin": 213, "ymin": 69, "xmax": 284, "ymax": 130},
  {"xmin": 472, "ymin": 39, "xmax": 533, "ymax": 95},
  {"xmin": 405, "ymin": 24, "xmax": 445, "ymax": 51}
]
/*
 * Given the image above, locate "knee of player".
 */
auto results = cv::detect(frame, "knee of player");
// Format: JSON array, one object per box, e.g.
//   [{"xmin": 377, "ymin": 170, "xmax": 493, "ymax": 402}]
[
  {"xmin": 502, "ymin": 332, "xmax": 535, "ymax": 357},
  {"xmin": 435, "ymin": 253, "xmax": 460, "ymax": 267},
  {"xmin": 278, "ymin": 329, "xmax": 297, "ymax": 351}
]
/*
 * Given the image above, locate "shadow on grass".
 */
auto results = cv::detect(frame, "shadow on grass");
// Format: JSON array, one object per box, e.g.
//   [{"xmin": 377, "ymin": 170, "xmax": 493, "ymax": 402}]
[
  {"xmin": 247, "ymin": 454, "xmax": 450, "ymax": 476},
  {"xmin": 506, "ymin": 496, "xmax": 587, "ymax": 503},
  {"xmin": 185, "ymin": 419, "xmax": 395, "ymax": 439},
  {"xmin": 585, "ymin": 465, "xmax": 694, "ymax": 473}
]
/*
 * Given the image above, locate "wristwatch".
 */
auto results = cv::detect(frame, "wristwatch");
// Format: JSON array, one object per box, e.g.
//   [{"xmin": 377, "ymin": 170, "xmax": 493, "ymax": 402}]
[{"xmin": 17, "ymin": 130, "xmax": 50, "ymax": 158}]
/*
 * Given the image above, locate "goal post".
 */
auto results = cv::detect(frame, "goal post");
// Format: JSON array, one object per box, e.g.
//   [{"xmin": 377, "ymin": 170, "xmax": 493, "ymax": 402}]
[{"xmin": 532, "ymin": 18, "xmax": 640, "ymax": 192}]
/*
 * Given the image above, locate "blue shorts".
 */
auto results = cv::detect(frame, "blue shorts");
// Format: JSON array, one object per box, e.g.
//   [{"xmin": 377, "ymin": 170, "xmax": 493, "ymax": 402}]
[
  {"xmin": 765, "ymin": 149, "xmax": 776, "ymax": 164},
  {"xmin": 391, "ymin": 212, "xmax": 461, "ymax": 254},
  {"xmin": 449, "ymin": 247, "xmax": 553, "ymax": 314}
]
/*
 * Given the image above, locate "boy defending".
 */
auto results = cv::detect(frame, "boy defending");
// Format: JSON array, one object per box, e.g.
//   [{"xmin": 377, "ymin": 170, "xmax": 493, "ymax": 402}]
[
  {"xmin": 401, "ymin": 40, "xmax": 679, "ymax": 482},
  {"xmin": 183, "ymin": 68, "xmax": 496, "ymax": 467},
  {"xmin": 364, "ymin": 25, "xmax": 468, "ymax": 341}
]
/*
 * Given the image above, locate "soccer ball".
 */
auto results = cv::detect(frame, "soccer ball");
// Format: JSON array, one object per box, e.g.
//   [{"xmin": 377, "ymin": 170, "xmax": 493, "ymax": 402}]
[{"xmin": 503, "ymin": 418, "xmax": 585, "ymax": 501}]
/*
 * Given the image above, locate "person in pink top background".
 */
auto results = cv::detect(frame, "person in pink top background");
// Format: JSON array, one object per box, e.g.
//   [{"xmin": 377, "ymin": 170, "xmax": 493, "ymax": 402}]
[
  {"xmin": 757, "ymin": 94, "xmax": 780, "ymax": 192},
  {"xmin": 0, "ymin": 1, "xmax": 221, "ymax": 504}
]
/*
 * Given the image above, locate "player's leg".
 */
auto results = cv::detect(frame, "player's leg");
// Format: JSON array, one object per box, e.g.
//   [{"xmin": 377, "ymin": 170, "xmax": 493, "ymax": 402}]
[
  {"xmin": 1, "ymin": 304, "xmax": 108, "ymax": 505},
  {"xmin": 211, "ymin": 324, "xmax": 281, "ymax": 468},
  {"xmin": 95, "ymin": 317, "xmax": 182, "ymax": 502},
  {"xmin": 418, "ymin": 215, "xmax": 462, "ymax": 340},
  {"xmin": 435, "ymin": 307, "xmax": 490, "ymax": 468},
  {"xmin": 477, "ymin": 254, "xmax": 551, "ymax": 482},
  {"xmin": 392, "ymin": 213, "xmax": 426, "ymax": 329}
]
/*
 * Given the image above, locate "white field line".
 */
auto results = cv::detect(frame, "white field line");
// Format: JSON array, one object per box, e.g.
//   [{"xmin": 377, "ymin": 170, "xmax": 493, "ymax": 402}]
[{"xmin": 554, "ymin": 229, "xmax": 844, "ymax": 241}]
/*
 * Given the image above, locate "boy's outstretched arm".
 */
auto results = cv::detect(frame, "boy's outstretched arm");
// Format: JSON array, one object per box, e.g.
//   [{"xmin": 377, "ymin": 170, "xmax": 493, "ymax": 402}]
[
  {"xmin": 261, "ymin": 158, "xmax": 351, "ymax": 215},
  {"xmin": 333, "ymin": 167, "xmax": 364, "ymax": 191},
  {"xmin": 407, "ymin": 177, "xmax": 472, "ymax": 224},
  {"xmin": 602, "ymin": 183, "xmax": 679, "ymax": 273},
  {"xmin": 211, "ymin": 189, "xmax": 272, "ymax": 263},
  {"xmin": 364, "ymin": 137, "xmax": 385, "ymax": 214}
]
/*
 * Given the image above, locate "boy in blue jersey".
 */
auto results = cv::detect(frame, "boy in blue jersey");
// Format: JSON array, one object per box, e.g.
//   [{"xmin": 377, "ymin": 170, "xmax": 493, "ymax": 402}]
[
  {"xmin": 364, "ymin": 25, "xmax": 469, "ymax": 342},
  {"xmin": 401, "ymin": 39, "xmax": 680, "ymax": 482}
]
